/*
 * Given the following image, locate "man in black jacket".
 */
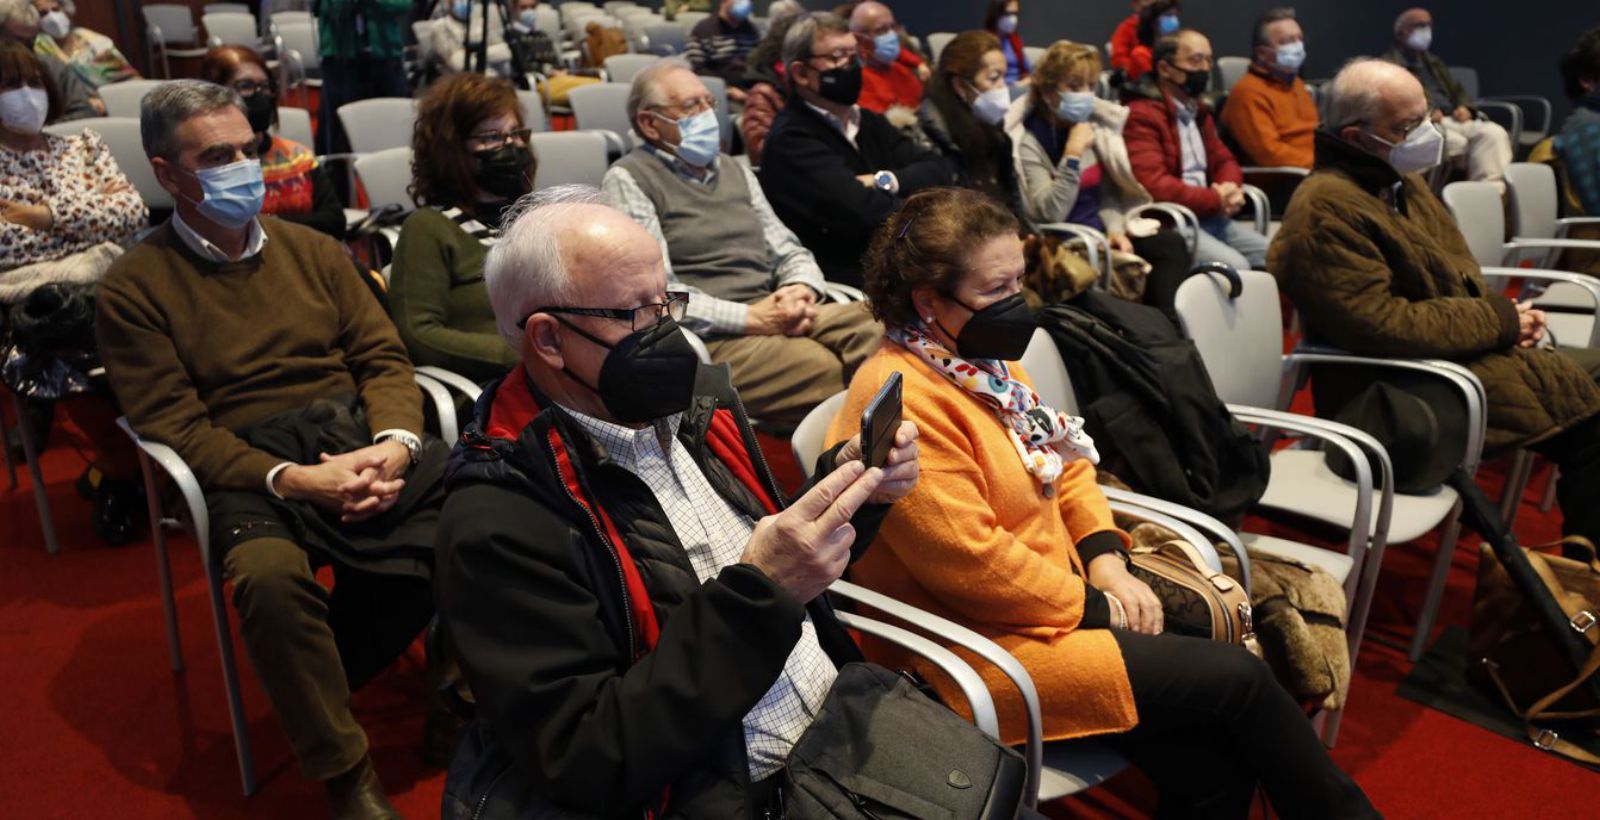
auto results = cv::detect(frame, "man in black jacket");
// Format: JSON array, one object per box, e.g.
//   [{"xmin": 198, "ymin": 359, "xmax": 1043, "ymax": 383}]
[
  {"xmin": 759, "ymin": 11, "xmax": 956, "ymax": 288},
  {"xmin": 436, "ymin": 184, "xmax": 920, "ymax": 818}
]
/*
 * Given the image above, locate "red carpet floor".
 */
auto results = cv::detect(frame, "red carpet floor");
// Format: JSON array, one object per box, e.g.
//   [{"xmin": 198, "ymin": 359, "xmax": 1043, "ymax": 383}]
[{"xmin": 2, "ymin": 408, "xmax": 1597, "ymax": 818}]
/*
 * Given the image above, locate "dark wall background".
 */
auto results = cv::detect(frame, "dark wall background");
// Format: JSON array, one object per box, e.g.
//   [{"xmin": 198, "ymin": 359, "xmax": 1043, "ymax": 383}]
[{"xmin": 880, "ymin": 1, "xmax": 1598, "ymax": 126}]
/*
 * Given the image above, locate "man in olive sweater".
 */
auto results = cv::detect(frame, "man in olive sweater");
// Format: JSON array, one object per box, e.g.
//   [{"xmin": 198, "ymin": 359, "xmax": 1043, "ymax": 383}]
[{"xmin": 96, "ymin": 81, "xmax": 442, "ymax": 820}]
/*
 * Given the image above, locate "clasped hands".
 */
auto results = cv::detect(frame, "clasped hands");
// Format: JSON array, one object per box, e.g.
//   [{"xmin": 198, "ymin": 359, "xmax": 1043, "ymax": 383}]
[{"xmin": 272, "ymin": 439, "xmax": 412, "ymax": 524}]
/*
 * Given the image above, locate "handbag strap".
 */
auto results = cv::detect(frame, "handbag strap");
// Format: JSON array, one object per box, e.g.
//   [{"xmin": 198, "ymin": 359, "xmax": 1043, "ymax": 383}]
[
  {"xmin": 1532, "ymin": 536, "xmax": 1600, "ymax": 574},
  {"xmin": 1132, "ymin": 539, "xmax": 1241, "ymax": 593},
  {"xmin": 1485, "ymin": 644, "xmax": 1600, "ymax": 765}
]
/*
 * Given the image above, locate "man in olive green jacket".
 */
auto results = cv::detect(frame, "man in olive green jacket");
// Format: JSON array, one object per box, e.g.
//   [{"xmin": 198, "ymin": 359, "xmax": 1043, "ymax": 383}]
[
  {"xmin": 1270, "ymin": 58, "xmax": 1600, "ymax": 545},
  {"xmin": 1382, "ymin": 7, "xmax": 1512, "ymax": 184}
]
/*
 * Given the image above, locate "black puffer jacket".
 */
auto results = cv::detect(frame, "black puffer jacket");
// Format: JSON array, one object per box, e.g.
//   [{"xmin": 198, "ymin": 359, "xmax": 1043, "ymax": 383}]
[{"xmin": 438, "ymin": 364, "xmax": 886, "ymax": 819}]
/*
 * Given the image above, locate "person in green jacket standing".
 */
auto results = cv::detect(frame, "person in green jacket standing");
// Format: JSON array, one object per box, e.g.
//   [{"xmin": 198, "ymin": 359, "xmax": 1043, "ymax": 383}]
[{"xmin": 316, "ymin": 0, "xmax": 413, "ymax": 155}]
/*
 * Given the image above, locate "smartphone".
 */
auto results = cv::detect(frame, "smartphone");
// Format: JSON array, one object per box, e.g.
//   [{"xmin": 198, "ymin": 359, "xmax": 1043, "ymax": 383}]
[{"xmin": 860, "ymin": 372, "xmax": 903, "ymax": 470}]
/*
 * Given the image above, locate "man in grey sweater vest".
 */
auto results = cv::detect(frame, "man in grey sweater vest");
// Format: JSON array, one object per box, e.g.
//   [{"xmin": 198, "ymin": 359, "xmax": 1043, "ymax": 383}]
[{"xmin": 603, "ymin": 60, "xmax": 881, "ymax": 424}]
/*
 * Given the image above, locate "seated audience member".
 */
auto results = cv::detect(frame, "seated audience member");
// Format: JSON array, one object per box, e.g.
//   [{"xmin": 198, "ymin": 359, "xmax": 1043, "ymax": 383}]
[
  {"xmin": 436, "ymin": 184, "xmax": 919, "ymax": 817},
  {"xmin": 1270, "ymin": 58, "xmax": 1600, "ymax": 549},
  {"xmin": 604, "ymin": 61, "xmax": 881, "ymax": 424},
  {"xmin": 760, "ymin": 12, "xmax": 955, "ymax": 287},
  {"xmin": 391, "ymin": 72, "xmax": 530, "ymax": 383},
  {"xmin": 1383, "ymin": 7, "xmax": 1511, "ymax": 184},
  {"xmin": 0, "ymin": 41, "xmax": 145, "ymax": 537},
  {"xmin": 1112, "ymin": 0, "xmax": 1179, "ymax": 83},
  {"xmin": 686, "ymin": 0, "xmax": 760, "ymax": 103},
  {"xmin": 0, "ymin": 0, "xmax": 99, "ymax": 119},
  {"xmin": 850, "ymin": 2, "xmax": 920, "ymax": 115},
  {"xmin": 199, "ymin": 46, "xmax": 345, "ymax": 241},
  {"xmin": 1557, "ymin": 28, "xmax": 1600, "ymax": 216},
  {"xmin": 31, "ymin": 0, "xmax": 138, "ymax": 89},
  {"xmin": 1125, "ymin": 30, "xmax": 1269, "ymax": 270},
  {"xmin": 737, "ymin": 1, "xmax": 804, "ymax": 166},
  {"xmin": 983, "ymin": 0, "xmax": 1029, "ymax": 86},
  {"xmin": 830, "ymin": 186, "xmax": 1378, "ymax": 818},
  {"xmin": 1005, "ymin": 40, "xmax": 1192, "ymax": 309},
  {"xmin": 919, "ymin": 31, "xmax": 1027, "ymax": 220},
  {"xmin": 1221, "ymin": 7, "xmax": 1317, "ymax": 170},
  {"xmin": 431, "ymin": 0, "xmax": 513, "ymax": 77},
  {"xmin": 1109, "ymin": 0, "xmax": 1152, "ymax": 78},
  {"xmin": 503, "ymin": 0, "xmax": 600, "ymax": 105},
  {"xmin": 96, "ymin": 80, "xmax": 450, "ymax": 818}
]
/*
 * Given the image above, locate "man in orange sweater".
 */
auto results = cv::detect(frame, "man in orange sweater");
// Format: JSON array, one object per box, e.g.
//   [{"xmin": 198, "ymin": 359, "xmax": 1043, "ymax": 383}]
[{"xmin": 1221, "ymin": 7, "xmax": 1318, "ymax": 169}]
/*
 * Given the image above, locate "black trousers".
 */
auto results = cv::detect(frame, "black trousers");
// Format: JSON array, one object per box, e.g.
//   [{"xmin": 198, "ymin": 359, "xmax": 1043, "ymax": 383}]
[
  {"xmin": 1130, "ymin": 229, "xmax": 1195, "ymax": 317},
  {"xmin": 1104, "ymin": 630, "xmax": 1378, "ymax": 819},
  {"xmin": 1530, "ymin": 408, "xmax": 1600, "ymax": 549}
]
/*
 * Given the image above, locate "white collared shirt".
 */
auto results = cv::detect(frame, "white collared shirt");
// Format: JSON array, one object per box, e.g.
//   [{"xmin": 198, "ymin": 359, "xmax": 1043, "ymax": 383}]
[
  {"xmin": 170, "ymin": 211, "xmax": 268, "ymax": 262},
  {"xmin": 562, "ymin": 405, "xmax": 838, "ymax": 780},
  {"xmin": 1174, "ymin": 101, "xmax": 1209, "ymax": 188}
]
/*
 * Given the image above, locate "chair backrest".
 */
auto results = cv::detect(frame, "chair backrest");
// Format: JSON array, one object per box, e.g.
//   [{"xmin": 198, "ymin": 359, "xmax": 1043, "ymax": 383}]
[
  {"xmin": 277, "ymin": 22, "xmax": 320, "ymax": 70},
  {"xmin": 698, "ymin": 74, "xmax": 733, "ymax": 148},
  {"xmin": 517, "ymin": 90, "xmax": 550, "ymax": 134},
  {"xmin": 533, "ymin": 6, "xmax": 563, "ymax": 42},
  {"xmin": 1504, "ymin": 161, "xmax": 1561, "ymax": 240},
  {"xmin": 603, "ymin": 1, "xmax": 639, "ymax": 13},
  {"xmin": 45, "ymin": 117, "xmax": 173, "ymax": 210},
  {"xmin": 616, "ymin": 7, "xmax": 657, "ymax": 23},
  {"xmin": 354, "ymin": 147, "xmax": 416, "ymax": 211},
  {"xmin": 566, "ymin": 82, "xmax": 635, "ymax": 147},
  {"xmin": 604, "ymin": 53, "xmax": 660, "ymax": 84},
  {"xmin": 927, "ymin": 32, "xmax": 956, "ymax": 64},
  {"xmin": 676, "ymin": 11, "xmax": 710, "ymax": 30},
  {"xmin": 529, "ymin": 131, "xmax": 610, "ymax": 189},
  {"xmin": 203, "ymin": 2, "xmax": 252, "ymax": 14},
  {"xmin": 1171, "ymin": 268, "xmax": 1286, "ymax": 410},
  {"xmin": 337, "ymin": 97, "xmax": 417, "ymax": 154},
  {"xmin": 143, "ymin": 4, "xmax": 198, "ymax": 44},
  {"xmin": 1448, "ymin": 65, "xmax": 1480, "ymax": 100},
  {"xmin": 792, "ymin": 392, "xmax": 850, "ymax": 479},
  {"xmin": 560, "ymin": 2, "xmax": 601, "ymax": 22},
  {"xmin": 203, "ymin": 12, "xmax": 259, "ymax": 47},
  {"xmin": 1440, "ymin": 180, "xmax": 1506, "ymax": 267},
  {"xmin": 1023, "ymin": 46, "xmax": 1046, "ymax": 69},
  {"xmin": 567, "ymin": 12, "xmax": 620, "ymax": 40},
  {"xmin": 270, "ymin": 10, "xmax": 314, "ymax": 29},
  {"xmin": 1218, "ymin": 56, "xmax": 1250, "ymax": 92},
  {"xmin": 1017, "ymin": 327, "xmax": 1080, "ymax": 413},
  {"xmin": 643, "ymin": 23, "xmax": 687, "ymax": 55},
  {"xmin": 412, "ymin": 19, "xmax": 435, "ymax": 62},
  {"xmin": 97, "ymin": 79, "xmax": 167, "ymax": 118},
  {"xmin": 274, "ymin": 105, "xmax": 314, "ymax": 147}
]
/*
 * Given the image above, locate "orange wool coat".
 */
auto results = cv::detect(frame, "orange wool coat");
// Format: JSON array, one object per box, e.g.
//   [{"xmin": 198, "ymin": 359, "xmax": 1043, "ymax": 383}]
[{"xmin": 827, "ymin": 342, "xmax": 1138, "ymax": 745}]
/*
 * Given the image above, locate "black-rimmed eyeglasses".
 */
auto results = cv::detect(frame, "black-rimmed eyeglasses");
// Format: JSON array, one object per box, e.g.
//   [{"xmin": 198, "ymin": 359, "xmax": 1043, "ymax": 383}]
[{"xmin": 518, "ymin": 292, "xmax": 690, "ymax": 330}]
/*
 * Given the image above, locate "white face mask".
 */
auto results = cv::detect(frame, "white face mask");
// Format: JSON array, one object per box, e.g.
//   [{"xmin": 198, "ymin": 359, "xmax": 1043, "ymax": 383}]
[
  {"xmin": 1371, "ymin": 120, "xmax": 1444, "ymax": 174},
  {"xmin": 40, "ymin": 10, "xmax": 72, "ymax": 39},
  {"xmin": 1406, "ymin": 26, "xmax": 1432, "ymax": 52},
  {"xmin": 0, "ymin": 87, "xmax": 49, "ymax": 134},
  {"xmin": 971, "ymin": 85, "xmax": 1011, "ymax": 125}
]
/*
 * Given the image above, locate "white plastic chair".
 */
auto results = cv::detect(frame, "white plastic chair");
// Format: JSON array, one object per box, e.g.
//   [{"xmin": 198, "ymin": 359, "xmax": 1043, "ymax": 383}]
[
  {"xmin": 276, "ymin": 21, "xmax": 322, "ymax": 107},
  {"xmin": 516, "ymin": 89, "xmax": 550, "ymax": 135},
  {"xmin": 115, "ymin": 371, "xmax": 477, "ymax": 796},
  {"xmin": 926, "ymin": 32, "xmax": 956, "ymax": 64},
  {"xmin": 354, "ymin": 147, "xmax": 416, "ymax": 212},
  {"xmin": 566, "ymin": 82, "xmax": 634, "ymax": 153},
  {"xmin": 143, "ymin": 3, "xmax": 209, "ymax": 78},
  {"xmin": 1217, "ymin": 56, "xmax": 1250, "ymax": 92},
  {"xmin": 1023, "ymin": 45, "xmax": 1046, "ymax": 69},
  {"xmin": 675, "ymin": 11, "xmax": 710, "ymax": 30},
  {"xmin": 559, "ymin": 2, "xmax": 601, "ymax": 23},
  {"xmin": 273, "ymin": 106, "xmax": 314, "ymax": 149},
  {"xmin": 529, "ymin": 131, "xmax": 611, "ymax": 189},
  {"xmin": 337, "ymin": 97, "xmax": 416, "ymax": 154},
  {"xmin": 1448, "ymin": 66, "xmax": 1552, "ymax": 150},
  {"xmin": 603, "ymin": 52, "xmax": 660, "ymax": 84},
  {"xmin": 203, "ymin": 2, "xmax": 252, "ymax": 15},
  {"xmin": 95, "ymin": 78, "xmax": 166, "ymax": 118},
  {"xmin": 44, "ymin": 117, "xmax": 173, "ymax": 211},
  {"xmin": 2, "ymin": 388, "xmax": 59, "ymax": 553},
  {"xmin": 203, "ymin": 12, "xmax": 261, "ymax": 47},
  {"xmin": 643, "ymin": 22, "xmax": 686, "ymax": 56}
]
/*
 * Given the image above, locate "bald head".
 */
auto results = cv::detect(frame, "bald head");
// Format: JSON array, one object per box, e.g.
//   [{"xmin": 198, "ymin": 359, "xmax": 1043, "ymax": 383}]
[
  {"xmin": 849, "ymin": 1, "xmax": 892, "ymax": 34},
  {"xmin": 1325, "ymin": 58, "xmax": 1423, "ymax": 130},
  {"xmin": 1394, "ymin": 8, "xmax": 1431, "ymax": 36}
]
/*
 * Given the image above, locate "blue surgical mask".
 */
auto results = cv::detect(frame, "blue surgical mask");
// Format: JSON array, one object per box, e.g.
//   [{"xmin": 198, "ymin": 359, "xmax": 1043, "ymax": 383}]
[
  {"xmin": 873, "ymin": 31, "xmax": 901, "ymax": 64},
  {"xmin": 663, "ymin": 108, "xmax": 721, "ymax": 168},
  {"xmin": 996, "ymin": 14, "xmax": 1018, "ymax": 36},
  {"xmin": 1055, "ymin": 91, "xmax": 1096, "ymax": 123},
  {"xmin": 729, "ymin": 0, "xmax": 753, "ymax": 22},
  {"xmin": 519, "ymin": 8, "xmax": 538, "ymax": 28},
  {"xmin": 183, "ymin": 159, "xmax": 265, "ymax": 229},
  {"xmin": 452, "ymin": 1, "xmax": 472, "ymax": 21},
  {"xmin": 1274, "ymin": 41, "xmax": 1306, "ymax": 73},
  {"xmin": 1158, "ymin": 14, "xmax": 1180, "ymax": 35}
]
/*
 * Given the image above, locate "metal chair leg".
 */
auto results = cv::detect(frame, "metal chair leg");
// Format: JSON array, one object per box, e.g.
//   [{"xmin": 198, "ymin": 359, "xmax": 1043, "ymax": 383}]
[
  {"xmin": 204, "ymin": 552, "xmax": 258, "ymax": 796},
  {"xmin": 1410, "ymin": 504, "xmax": 1465, "ymax": 662},
  {"xmin": 1540, "ymin": 465, "xmax": 1559, "ymax": 513},
  {"xmin": 135, "ymin": 447, "xmax": 184, "ymax": 673},
  {"xmin": 1500, "ymin": 449, "xmax": 1532, "ymax": 527},
  {"xmin": 11, "ymin": 393, "xmax": 59, "ymax": 554}
]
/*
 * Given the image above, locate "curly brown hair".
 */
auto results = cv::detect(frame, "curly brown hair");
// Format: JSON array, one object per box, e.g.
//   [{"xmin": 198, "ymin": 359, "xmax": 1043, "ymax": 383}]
[
  {"xmin": 862, "ymin": 187, "xmax": 1020, "ymax": 330},
  {"xmin": 408, "ymin": 72, "xmax": 526, "ymax": 209}
]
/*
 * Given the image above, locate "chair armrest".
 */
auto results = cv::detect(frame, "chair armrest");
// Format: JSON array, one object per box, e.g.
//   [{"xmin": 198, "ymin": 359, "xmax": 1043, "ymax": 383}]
[
  {"xmin": 829, "ymin": 579, "xmax": 1045, "ymax": 808},
  {"xmin": 1285, "ymin": 348, "xmax": 1486, "ymax": 472},
  {"xmin": 1037, "ymin": 222, "xmax": 1112, "ymax": 284},
  {"xmin": 1100, "ymin": 486, "xmax": 1250, "ymax": 593},
  {"xmin": 830, "ymin": 611, "xmax": 1000, "ymax": 738},
  {"xmin": 1128, "ymin": 202, "xmax": 1200, "ymax": 256},
  {"xmin": 413, "ymin": 366, "xmax": 485, "ymax": 402},
  {"xmin": 1240, "ymin": 183, "xmax": 1270, "ymax": 236},
  {"xmin": 413, "ymin": 373, "xmax": 458, "ymax": 444},
  {"xmin": 821, "ymin": 283, "xmax": 866, "ymax": 303},
  {"xmin": 1473, "ymin": 100, "xmax": 1522, "ymax": 140},
  {"xmin": 1484, "ymin": 266, "xmax": 1600, "ymax": 348},
  {"xmin": 1240, "ymin": 166, "xmax": 1309, "ymax": 178},
  {"xmin": 1555, "ymin": 217, "xmax": 1600, "ymax": 238},
  {"xmin": 1104, "ymin": 498, "xmax": 1224, "ymax": 573},
  {"xmin": 1502, "ymin": 237, "xmax": 1600, "ymax": 267},
  {"xmin": 116, "ymin": 417, "xmax": 213, "ymax": 564},
  {"xmin": 1482, "ymin": 94, "xmax": 1552, "ymax": 133}
]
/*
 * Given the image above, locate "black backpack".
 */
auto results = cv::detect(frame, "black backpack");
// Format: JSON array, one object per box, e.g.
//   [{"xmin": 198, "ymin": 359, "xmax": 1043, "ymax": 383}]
[{"xmin": 1037, "ymin": 289, "xmax": 1270, "ymax": 522}]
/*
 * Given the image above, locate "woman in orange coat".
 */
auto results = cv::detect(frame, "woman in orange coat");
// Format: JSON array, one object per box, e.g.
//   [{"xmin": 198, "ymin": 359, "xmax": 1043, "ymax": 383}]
[{"xmin": 827, "ymin": 188, "xmax": 1376, "ymax": 818}]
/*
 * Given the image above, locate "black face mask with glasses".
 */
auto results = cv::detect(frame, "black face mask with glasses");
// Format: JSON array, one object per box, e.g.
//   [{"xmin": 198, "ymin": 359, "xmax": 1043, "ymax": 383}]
[{"xmin": 523, "ymin": 292, "xmax": 699, "ymax": 423}]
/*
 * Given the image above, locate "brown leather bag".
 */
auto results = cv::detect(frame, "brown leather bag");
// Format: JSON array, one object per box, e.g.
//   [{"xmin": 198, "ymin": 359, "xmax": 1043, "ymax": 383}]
[
  {"xmin": 1124, "ymin": 533, "xmax": 1258, "ymax": 651},
  {"xmin": 1468, "ymin": 536, "xmax": 1600, "ymax": 764},
  {"xmin": 582, "ymin": 22, "xmax": 629, "ymax": 69}
]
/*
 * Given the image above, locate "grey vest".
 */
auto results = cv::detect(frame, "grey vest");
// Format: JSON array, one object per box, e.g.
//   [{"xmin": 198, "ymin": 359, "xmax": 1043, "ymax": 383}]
[{"xmin": 614, "ymin": 149, "xmax": 773, "ymax": 305}]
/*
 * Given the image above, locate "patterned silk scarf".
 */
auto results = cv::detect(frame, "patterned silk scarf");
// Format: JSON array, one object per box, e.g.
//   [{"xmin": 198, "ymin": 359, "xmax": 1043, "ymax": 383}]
[{"xmin": 891, "ymin": 324, "xmax": 1098, "ymax": 487}]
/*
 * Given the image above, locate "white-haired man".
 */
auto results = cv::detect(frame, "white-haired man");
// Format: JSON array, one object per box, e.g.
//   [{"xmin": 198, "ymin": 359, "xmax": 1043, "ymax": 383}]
[
  {"xmin": 1269, "ymin": 58, "xmax": 1600, "ymax": 552},
  {"xmin": 95, "ymin": 80, "xmax": 449, "ymax": 819},
  {"xmin": 436, "ymin": 185, "xmax": 920, "ymax": 817},
  {"xmin": 603, "ymin": 59, "xmax": 882, "ymax": 425},
  {"xmin": 1382, "ymin": 7, "xmax": 1512, "ymax": 184}
]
